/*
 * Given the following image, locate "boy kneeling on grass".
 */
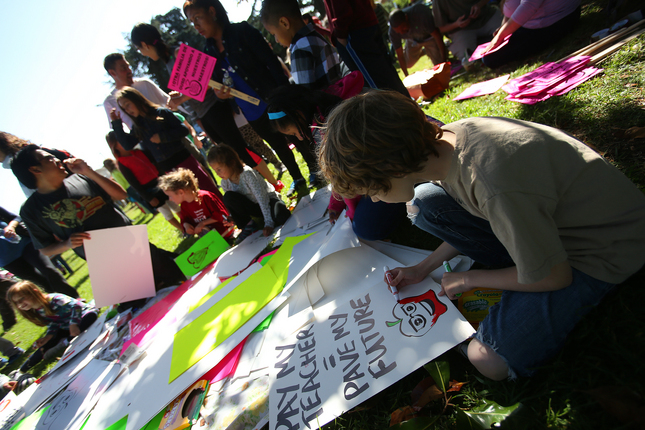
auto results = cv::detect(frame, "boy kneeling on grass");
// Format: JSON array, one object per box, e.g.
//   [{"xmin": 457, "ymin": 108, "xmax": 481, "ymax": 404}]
[{"xmin": 318, "ymin": 90, "xmax": 645, "ymax": 380}]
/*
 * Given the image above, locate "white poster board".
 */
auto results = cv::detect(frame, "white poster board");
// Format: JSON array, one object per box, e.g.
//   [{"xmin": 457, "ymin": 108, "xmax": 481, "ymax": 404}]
[
  {"xmin": 269, "ymin": 277, "xmax": 474, "ymax": 430},
  {"xmin": 83, "ymin": 225, "xmax": 156, "ymax": 307}
]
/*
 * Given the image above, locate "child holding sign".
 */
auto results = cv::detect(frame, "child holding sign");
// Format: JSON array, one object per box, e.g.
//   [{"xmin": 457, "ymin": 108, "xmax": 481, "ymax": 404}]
[
  {"xmin": 183, "ymin": 0, "xmax": 316, "ymax": 197},
  {"xmin": 318, "ymin": 90, "xmax": 645, "ymax": 381},
  {"xmin": 158, "ymin": 168, "xmax": 234, "ymax": 239},
  {"xmin": 110, "ymin": 87, "xmax": 221, "ymax": 198}
]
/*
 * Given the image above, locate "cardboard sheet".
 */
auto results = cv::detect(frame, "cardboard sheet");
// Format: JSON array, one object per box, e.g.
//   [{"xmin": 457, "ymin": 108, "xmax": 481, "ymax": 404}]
[
  {"xmin": 211, "ymin": 230, "xmax": 272, "ymax": 279},
  {"xmin": 170, "ymin": 257, "xmax": 288, "ymax": 382},
  {"xmin": 83, "ymin": 286, "xmax": 286, "ymax": 430},
  {"xmin": 83, "ymin": 225, "xmax": 155, "ymax": 307},
  {"xmin": 453, "ymin": 74, "xmax": 510, "ymax": 101},
  {"xmin": 36, "ymin": 359, "xmax": 121, "ymax": 430},
  {"xmin": 269, "ymin": 276, "xmax": 474, "ymax": 430},
  {"xmin": 283, "ymin": 214, "xmax": 360, "ymax": 292}
]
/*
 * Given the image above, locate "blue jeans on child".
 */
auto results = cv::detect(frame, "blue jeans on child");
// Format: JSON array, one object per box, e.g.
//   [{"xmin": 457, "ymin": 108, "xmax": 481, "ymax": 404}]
[{"xmin": 409, "ymin": 183, "xmax": 616, "ymax": 378}]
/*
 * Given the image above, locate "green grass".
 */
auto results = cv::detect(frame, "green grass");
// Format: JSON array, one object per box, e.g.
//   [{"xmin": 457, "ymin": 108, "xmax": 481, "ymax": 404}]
[{"xmin": 3, "ymin": 2, "xmax": 644, "ymax": 428}]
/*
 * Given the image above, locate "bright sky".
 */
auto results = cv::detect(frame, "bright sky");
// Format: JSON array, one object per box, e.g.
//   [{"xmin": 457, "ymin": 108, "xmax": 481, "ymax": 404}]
[{"xmin": 0, "ymin": 0, "xmax": 255, "ymax": 213}]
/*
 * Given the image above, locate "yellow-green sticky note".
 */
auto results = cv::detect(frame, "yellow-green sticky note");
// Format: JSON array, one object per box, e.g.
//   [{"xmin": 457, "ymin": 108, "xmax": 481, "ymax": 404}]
[
  {"xmin": 188, "ymin": 276, "xmax": 237, "ymax": 313},
  {"xmin": 169, "ymin": 264, "xmax": 282, "ymax": 382}
]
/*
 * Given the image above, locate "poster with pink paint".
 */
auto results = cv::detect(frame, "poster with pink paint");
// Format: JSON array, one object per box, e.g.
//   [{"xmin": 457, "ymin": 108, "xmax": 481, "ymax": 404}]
[
  {"xmin": 168, "ymin": 43, "xmax": 217, "ymax": 102},
  {"xmin": 453, "ymin": 74, "xmax": 509, "ymax": 101},
  {"xmin": 469, "ymin": 35, "xmax": 511, "ymax": 62}
]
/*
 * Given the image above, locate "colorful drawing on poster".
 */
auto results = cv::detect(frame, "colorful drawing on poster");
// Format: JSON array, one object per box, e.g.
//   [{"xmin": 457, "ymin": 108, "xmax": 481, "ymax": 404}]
[
  {"xmin": 175, "ymin": 230, "xmax": 229, "ymax": 278},
  {"xmin": 386, "ymin": 289, "xmax": 448, "ymax": 336}
]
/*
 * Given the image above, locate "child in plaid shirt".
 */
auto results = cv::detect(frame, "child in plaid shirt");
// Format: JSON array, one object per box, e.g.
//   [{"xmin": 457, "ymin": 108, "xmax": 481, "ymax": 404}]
[{"xmin": 261, "ymin": 0, "xmax": 345, "ymax": 90}]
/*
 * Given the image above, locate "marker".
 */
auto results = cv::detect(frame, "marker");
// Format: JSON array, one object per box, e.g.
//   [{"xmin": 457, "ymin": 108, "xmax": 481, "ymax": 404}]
[
  {"xmin": 383, "ymin": 266, "xmax": 400, "ymax": 302},
  {"xmin": 443, "ymin": 260, "xmax": 461, "ymax": 297}
]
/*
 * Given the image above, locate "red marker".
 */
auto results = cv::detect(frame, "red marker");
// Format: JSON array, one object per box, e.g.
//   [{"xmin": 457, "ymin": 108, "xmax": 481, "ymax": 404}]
[{"xmin": 383, "ymin": 266, "xmax": 400, "ymax": 302}]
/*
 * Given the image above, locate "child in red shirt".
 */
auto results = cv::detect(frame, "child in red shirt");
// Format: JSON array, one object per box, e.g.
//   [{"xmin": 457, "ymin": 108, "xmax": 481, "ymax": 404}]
[{"xmin": 158, "ymin": 168, "xmax": 234, "ymax": 238}]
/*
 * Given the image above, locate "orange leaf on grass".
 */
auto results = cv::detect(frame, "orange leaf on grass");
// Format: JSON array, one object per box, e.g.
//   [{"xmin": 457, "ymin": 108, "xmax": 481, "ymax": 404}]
[
  {"xmin": 411, "ymin": 377, "xmax": 444, "ymax": 410},
  {"xmin": 446, "ymin": 380, "xmax": 467, "ymax": 393},
  {"xmin": 390, "ymin": 406, "xmax": 418, "ymax": 426}
]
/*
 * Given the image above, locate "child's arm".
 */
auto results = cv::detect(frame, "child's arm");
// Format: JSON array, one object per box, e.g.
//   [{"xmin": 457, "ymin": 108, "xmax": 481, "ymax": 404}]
[
  {"xmin": 241, "ymin": 170, "xmax": 276, "ymax": 235},
  {"xmin": 440, "ymin": 261, "xmax": 572, "ymax": 300},
  {"xmin": 290, "ymin": 48, "xmax": 317, "ymax": 88},
  {"xmin": 152, "ymin": 109, "xmax": 189, "ymax": 144},
  {"xmin": 64, "ymin": 158, "xmax": 128, "ymax": 201},
  {"xmin": 110, "ymin": 109, "xmax": 140, "ymax": 150},
  {"xmin": 243, "ymin": 22, "xmax": 290, "ymax": 86}
]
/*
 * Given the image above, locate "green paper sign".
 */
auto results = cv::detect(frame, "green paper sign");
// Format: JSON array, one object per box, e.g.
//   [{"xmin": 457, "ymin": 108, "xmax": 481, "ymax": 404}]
[
  {"xmin": 169, "ymin": 234, "xmax": 313, "ymax": 382},
  {"xmin": 175, "ymin": 230, "xmax": 230, "ymax": 278}
]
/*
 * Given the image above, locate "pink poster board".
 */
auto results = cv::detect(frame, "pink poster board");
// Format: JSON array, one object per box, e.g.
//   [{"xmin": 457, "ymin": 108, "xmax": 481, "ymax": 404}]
[
  {"xmin": 453, "ymin": 74, "xmax": 509, "ymax": 101},
  {"xmin": 121, "ymin": 259, "xmax": 218, "ymax": 354},
  {"xmin": 168, "ymin": 43, "xmax": 217, "ymax": 102},
  {"xmin": 469, "ymin": 35, "xmax": 511, "ymax": 62}
]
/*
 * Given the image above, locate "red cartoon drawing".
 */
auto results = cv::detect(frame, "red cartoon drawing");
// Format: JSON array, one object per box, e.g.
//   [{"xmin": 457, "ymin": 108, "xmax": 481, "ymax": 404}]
[{"xmin": 386, "ymin": 289, "xmax": 447, "ymax": 337}]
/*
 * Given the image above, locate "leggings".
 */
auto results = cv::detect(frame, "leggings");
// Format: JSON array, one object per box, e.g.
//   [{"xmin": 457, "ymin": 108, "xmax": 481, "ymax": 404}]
[
  {"xmin": 249, "ymin": 112, "xmax": 306, "ymax": 181},
  {"xmin": 199, "ymin": 101, "xmax": 259, "ymax": 167}
]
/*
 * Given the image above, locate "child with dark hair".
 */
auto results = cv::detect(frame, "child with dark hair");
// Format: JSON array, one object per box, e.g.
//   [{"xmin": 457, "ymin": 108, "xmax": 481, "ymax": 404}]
[
  {"xmin": 158, "ymin": 168, "xmax": 233, "ymax": 239},
  {"xmin": 260, "ymin": 0, "xmax": 344, "ymax": 90},
  {"xmin": 130, "ymin": 22, "xmax": 283, "ymax": 191},
  {"xmin": 207, "ymin": 145, "xmax": 290, "ymax": 243},
  {"xmin": 12, "ymin": 145, "xmax": 186, "ymax": 292},
  {"xmin": 319, "ymin": 90, "xmax": 645, "ymax": 381},
  {"xmin": 110, "ymin": 86, "xmax": 222, "ymax": 200},
  {"xmin": 7, "ymin": 281, "xmax": 98, "ymax": 372},
  {"xmin": 267, "ymin": 85, "xmax": 406, "ymax": 241},
  {"xmin": 183, "ymin": 0, "xmax": 315, "ymax": 197}
]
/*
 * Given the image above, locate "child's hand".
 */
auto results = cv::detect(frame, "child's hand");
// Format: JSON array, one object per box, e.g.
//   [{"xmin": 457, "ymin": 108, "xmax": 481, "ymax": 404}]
[
  {"xmin": 184, "ymin": 224, "xmax": 195, "ymax": 235},
  {"xmin": 469, "ymin": 4, "xmax": 481, "ymax": 19},
  {"xmin": 69, "ymin": 324, "xmax": 80, "ymax": 337},
  {"xmin": 328, "ymin": 209, "xmax": 340, "ymax": 224},
  {"xmin": 263, "ymin": 226, "xmax": 274, "ymax": 237},
  {"xmin": 35, "ymin": 334, "xmax": 53, "ymax": 348},
  {"xmin": 167, "ymin": 91, "xmax": 184, "ymax": 111},
  {"xmin": 456, "ymin": 14, "xmax": 471, "ymax": 28},
  {"xmin": 388, "ymin": 265, "xmax": 429, "ymax": 290},
  {"xmin": 66, "ymin": 232, "xmax": 91, "ymax": 249},
  {"xmin": 194, "ymin": 223, "xmax": 204, "ymax": 235},
  {"xmin": 3, "ymin": 381, "xmax": 16, "ymax": 391},
  {"xmin": 439, "ymin": 272, "xmax": 470, "ymax": 300},
  {"xmin": 109, "ymin": 108, "xmax": 121, "ymax": 121},
  {"xmin": 150, "ymin": 133, "xmax": 161, "ymax": 144},
  {"xmin": 214, "ymin": 85, "xmax": 234, "ymax": 100},
  {"xmin": 65, "ymin": 158, "xmax": 92, "ymax": 176}
]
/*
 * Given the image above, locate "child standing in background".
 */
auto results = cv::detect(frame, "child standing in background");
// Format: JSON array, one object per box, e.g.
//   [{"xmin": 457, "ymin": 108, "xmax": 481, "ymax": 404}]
[
  {"xmin": 208, "ymin": 145, "xmax": 291, "ymax": 244},
  {"xmin": 110, "ymin": 86, "xmax": 221, "ymax": 198},
  {"xmin": 260, "ymin": 0, "xmax": 345, "ymax": 90},
  {"xmin": 158, "ymin": 168, "xmax": 233, "ymax": 239},
  {"xmin": 7, "ymin": 281, "xmax": 98, "ymax": 372}
]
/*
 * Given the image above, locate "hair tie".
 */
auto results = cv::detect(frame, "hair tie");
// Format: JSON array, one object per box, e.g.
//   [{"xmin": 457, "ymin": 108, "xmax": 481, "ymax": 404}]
[
  {"xmin": 268, "ymin": 111, "xmax": 286, "ymax": 120},
  {"xmin": 153, "ymin": 39, "xmax": 159, "ymax": 45}
]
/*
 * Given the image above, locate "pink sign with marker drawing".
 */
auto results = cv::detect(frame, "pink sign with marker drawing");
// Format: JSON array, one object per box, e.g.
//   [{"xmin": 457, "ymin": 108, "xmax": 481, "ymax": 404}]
[{"xmin": 168, "ymin": 43, "xmax": 217, "ymax": 102}]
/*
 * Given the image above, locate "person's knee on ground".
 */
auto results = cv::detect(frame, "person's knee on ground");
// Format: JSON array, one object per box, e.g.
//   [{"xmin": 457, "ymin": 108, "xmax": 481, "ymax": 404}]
[{"xmin": 467, "ymin": 338, "xmax": 510, "ymax": 381}]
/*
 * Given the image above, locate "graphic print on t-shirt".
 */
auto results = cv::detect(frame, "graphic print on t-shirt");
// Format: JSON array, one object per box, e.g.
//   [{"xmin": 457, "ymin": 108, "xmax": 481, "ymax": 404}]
[{"xmin": 42, "ymin": 196, "xmax": 107, "ymax": 228}]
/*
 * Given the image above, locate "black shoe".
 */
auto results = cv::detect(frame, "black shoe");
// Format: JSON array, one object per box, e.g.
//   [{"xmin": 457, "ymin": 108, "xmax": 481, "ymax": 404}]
[{"xmin": 286, "ymin": 178, "xmax": 307, "ymax": 198}]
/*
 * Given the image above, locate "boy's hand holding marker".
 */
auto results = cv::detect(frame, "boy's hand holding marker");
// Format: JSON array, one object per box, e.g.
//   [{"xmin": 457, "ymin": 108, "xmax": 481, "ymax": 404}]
[{"xmin": 383, "ymin": 266, "xmax": 400, "ymax": 302}]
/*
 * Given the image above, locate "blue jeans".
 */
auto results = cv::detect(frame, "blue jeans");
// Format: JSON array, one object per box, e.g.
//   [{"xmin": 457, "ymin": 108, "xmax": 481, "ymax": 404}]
[
  {"xmin": 351, "ymin": 197, "xmax": 406, "ymax": 241},
  {"xmin": 409, "ymin": 183, "xmax": 615, "ymax": 378}
]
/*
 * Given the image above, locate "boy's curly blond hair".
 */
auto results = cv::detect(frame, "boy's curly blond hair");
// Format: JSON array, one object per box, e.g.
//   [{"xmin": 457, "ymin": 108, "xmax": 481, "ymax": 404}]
[
  {"xmin": 158, "ymin": 168, "xmax": 199, "ymax": 193},
  {"xmin": 318, "ymin": 91, "xmax": 442, "ymax": 198}
]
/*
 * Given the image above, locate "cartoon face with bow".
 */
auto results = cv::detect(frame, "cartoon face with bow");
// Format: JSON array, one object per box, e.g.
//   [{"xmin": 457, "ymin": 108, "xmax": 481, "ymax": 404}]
[{"xmin": 387, "ymin": 289, "xmax": 447, "ymax": 337}]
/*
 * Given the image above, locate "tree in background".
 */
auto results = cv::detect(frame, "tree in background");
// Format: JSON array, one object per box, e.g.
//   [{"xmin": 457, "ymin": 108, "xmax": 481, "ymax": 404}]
[{"xmin": 123, "ymin": 8, "xmax": 204, "ymax": 93}]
